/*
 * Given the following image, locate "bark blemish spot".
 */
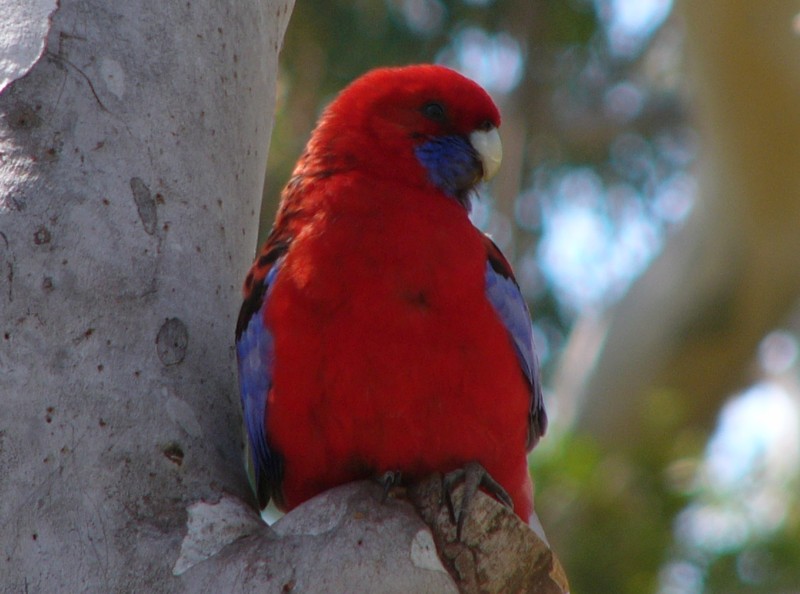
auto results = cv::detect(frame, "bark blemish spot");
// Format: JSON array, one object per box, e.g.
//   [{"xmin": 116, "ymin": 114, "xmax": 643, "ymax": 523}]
[
  {"xmin": 130, "ymin": 177, "xmax": 157, "ymax": 235},
  {"xmin": 163, "ymin": 442, "xmax": 184, "ymax": 466},
  {"xmin": 156, "ymin": 317, "xmax": 188, "ymax": 366},
  {"xmin": 33, "ymin": 226, "xmax": 51, "ymax": 245}
]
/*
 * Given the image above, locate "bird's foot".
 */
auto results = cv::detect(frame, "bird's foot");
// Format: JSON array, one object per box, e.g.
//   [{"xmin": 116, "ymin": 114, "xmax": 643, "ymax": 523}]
[
  {"xmin": 375, "ymin": 470, "xmax": 403, "ymax": 503},
  {"xmin": 442, "ymin": 462, "xmax": 513, "ymax": 539}
]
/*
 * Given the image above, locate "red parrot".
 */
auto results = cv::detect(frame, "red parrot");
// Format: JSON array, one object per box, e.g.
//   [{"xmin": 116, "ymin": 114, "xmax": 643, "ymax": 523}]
[{"xmin": 236, "ymin": 64, "xmax": 547, "ymax": 527}]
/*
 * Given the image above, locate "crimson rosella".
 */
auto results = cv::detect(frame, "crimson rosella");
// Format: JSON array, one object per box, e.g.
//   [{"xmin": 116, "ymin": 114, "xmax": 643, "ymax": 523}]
[{"xmin": 236, "ymin": 64, "xmax": 547, "ymax": 527}]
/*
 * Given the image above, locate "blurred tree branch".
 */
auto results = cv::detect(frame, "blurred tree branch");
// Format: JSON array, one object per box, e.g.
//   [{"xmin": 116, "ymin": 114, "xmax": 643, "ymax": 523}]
[{"xmin": 562, "ymin": 0, "xmax": 800, "ymax": 445}]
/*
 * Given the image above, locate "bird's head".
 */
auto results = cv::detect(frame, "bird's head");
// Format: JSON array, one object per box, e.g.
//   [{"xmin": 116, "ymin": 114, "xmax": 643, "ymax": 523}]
[{"xmin": 310, "ymin": 64, "xmax": 502, "ymax": 209}]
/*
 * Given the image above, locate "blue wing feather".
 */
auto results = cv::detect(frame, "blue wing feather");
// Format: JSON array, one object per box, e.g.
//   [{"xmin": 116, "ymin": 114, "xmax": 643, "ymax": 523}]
[
  {"xmin": 483, "ymin": 237, "xmax": 547, "ymax": 450},
  {"xmin": 235, "ymin": 256, "xmax": 285, "ymax": 508}
]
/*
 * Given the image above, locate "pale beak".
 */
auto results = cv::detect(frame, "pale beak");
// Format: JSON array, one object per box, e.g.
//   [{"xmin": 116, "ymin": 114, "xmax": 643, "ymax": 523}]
[{"xmin": 470, "ymin": 127, "xmax": 503, "ymax": 181}]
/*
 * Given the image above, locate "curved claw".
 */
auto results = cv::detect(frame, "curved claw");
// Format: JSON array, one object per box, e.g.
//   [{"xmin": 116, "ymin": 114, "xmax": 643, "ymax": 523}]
[
  {"xmin": 442, "ymin": 462, "xmax": 513, "ymax": 539},
  {"xmin": 376, "ymin": 470, "xmax": 403, "ymax": 503}
]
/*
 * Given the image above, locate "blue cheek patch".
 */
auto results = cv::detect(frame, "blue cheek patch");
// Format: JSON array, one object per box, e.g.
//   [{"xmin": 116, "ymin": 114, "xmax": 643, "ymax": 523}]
[{"xmin": 414, "ymin": 135, "xmax": 482, "ymax": 204}]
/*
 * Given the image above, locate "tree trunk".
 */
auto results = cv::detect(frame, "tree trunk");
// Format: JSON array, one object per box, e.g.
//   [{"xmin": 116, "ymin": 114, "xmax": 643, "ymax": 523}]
[{"xmin": 0, "ymin": 0, "xmax": 292, "ymax": 590}]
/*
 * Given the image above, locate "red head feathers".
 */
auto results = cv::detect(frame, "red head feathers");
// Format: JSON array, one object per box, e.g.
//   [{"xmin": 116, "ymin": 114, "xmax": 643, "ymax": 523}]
[{"xmin": 297, "ymin": 64, "xmax": 503, "ymax": 205}]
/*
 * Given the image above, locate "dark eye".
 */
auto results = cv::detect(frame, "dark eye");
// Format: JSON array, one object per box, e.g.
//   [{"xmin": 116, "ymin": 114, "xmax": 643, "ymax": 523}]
[
  {"xmin": 477, "ymin": 119, "xmax": 494, "ymax": 131},
  {"xmin": 422, "ymin": 101, "xmax": 446, "ymax": 122}
]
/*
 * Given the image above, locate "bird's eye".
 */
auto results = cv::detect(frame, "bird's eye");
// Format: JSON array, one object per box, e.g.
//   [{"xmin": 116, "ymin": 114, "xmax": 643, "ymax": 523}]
[
  {"xmin": 477, "ymin": 119, "xmax": 494, "ymax": 131},
  {"xmin": 422, "ymin": 101, "xmax": 446, "ymax": 122}
]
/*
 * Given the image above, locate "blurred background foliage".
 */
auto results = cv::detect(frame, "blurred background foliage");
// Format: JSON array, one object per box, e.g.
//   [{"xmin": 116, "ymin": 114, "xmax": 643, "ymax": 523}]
[{"xmin": 260, "ymin": 1, "xmax": 800, "ymax": 592}]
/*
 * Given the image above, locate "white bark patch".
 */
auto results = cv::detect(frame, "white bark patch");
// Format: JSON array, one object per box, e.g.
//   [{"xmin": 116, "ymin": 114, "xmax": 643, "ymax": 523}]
[
  {"xmin": 410, "ymin": 529, "xmax": 448, "ymax": 573},
  {"xmin": 528, "ymin": 509, "xmax": 550, "ymax": 546},
  {"xmin": 165, "ymin": 391, "xmax": 202, "ymax": 437},
  {"xmin": 99, "ymin": 58, "xmax": 125, "ymax": 100},
  {"xmin": 0, "ymin": 0, "xmax": 58, "ymax": 93},
  {"xmin": 271, "ymin": 486, "xmax": 350, "ymax": 537},
  {"xmin": 173, "ymin": 496, "xmax": 265, "ymax": 576}
]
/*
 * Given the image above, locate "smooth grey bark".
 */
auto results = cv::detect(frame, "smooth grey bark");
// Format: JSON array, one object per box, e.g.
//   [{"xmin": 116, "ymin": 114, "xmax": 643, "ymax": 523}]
[
  {"xmin": 0, "ymin": 0, "xmax": 292, "ymax": 590},
  {"xmin": 177, "ymin": 482, "xmax": 461, "ymax": 594}
]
